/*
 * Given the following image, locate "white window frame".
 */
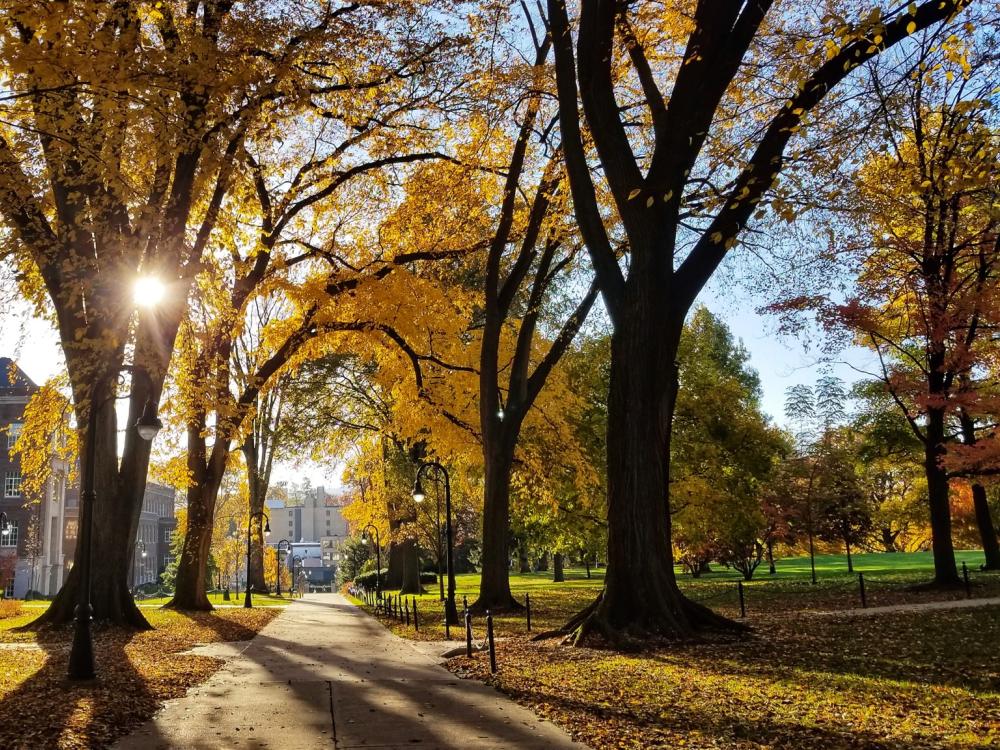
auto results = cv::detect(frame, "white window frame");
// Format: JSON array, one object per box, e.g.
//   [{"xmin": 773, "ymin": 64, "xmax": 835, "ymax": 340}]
[
  {"xmin": 4, "ymin": 472, "xmax": 22, "ymax": 498},
  {"xmin": 1, "ymin": 519, "xmax": 18, "ymax": 547},
  {"xmin": 6, "ymin": 422, "xmax": 22, "ymax": 450}
]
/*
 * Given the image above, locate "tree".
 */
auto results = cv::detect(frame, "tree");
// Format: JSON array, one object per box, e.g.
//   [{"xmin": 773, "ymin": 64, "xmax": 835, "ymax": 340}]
[
  {"xmin": 472, "ymin": 5, "xmax": 599, "ymax": 613},
  {"xmin": 812, "ymin": 432, "xmax": 871, "ymax": 573},
  {"xmin": 671, "ymin": 308, "xmax": 786, "ymax": 581},
  {"xmin": 1, "ymin": 0, "xmax": 458, "ymax": 625},
  {"xmin": 812, "ymin": 48, "xmax": 1000, "ymax": 584},
  {"xmin": 546, "ymin": 0, "xmax": 971, "ymax": 641}
]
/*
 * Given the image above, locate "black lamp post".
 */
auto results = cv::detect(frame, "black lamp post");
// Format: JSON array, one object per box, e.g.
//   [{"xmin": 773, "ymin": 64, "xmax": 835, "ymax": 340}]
[
  {"xmin": 244, "ymin": 510, "xmax": 271, "ymax": 608},
  {"xmin": 361, "ymin": 524, "xmax": 381, "ymax": 594},
  {"xmin": 0, "ymin": 512, "xmax": 8, "ymax": 597},
  {"xmin": 413, "ymin": 461, "xmax": 459, "ymax": 625},
  {"xmin": 276, "ymin": 539, "xmax": 290, "ymax": 597},
  {"xmin": 70, "ymin": 365, "xmax": 162, "ymax": 681},
  {"xmin": 289, "ymin": 554, "xmax": 302, "ymax": 597},
  {"xmin": 132, "ymin": 539, "xmax": 147, "ymax": 592}
]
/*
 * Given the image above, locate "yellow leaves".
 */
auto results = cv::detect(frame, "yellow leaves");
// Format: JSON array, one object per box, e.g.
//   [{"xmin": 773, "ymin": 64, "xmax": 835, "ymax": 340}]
[
  {"xmin": 709, "ymin": 231, "xmax": 724, "ymax": 244},
  {"xmin": 906, "ymin": 21, "xmax": 917, "ymax": 35},
  {"xmin": 628, "ymin": 188, "xmax": 642, "ymax": 201}
]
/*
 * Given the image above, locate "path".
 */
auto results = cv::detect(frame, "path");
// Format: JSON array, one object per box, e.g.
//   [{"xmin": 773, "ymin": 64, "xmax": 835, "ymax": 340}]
[
  {"xmin": 810, "ymin": 595, "xmax": 1000, "ymax": 618},
  {"xmin": 114, "ymin": 593, "xmax": 585, "ymax": 750}
]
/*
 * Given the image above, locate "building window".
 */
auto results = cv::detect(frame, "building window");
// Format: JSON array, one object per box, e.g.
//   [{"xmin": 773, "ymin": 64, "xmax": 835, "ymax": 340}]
[
  {"xmin": 3, "ymin": 578, "xmax": 13, "ymax": 598},
  {"xmin": 4, "ymin": 472, "xmax": 21, "ymax": 498},
  {"xmin": 66, "ymin": 519, "xmax": 78, "ymax": 539},
  {"xmin": 1, "ymin": 519, "xmax": 18, "ymax": 547},
  {"xmin": 326, "ymin": 509, "xmax": 331, "ymax": 516},
  {"xmin": 6, "ymin": 422, "xmax": 22, "ymax": 450}
]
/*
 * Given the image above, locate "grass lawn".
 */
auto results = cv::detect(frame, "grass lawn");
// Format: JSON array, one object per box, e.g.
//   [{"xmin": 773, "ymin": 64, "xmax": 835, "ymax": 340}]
[
  {"xmin": 350, "ymin": 550, "xmax": 1000, "ymax": 641},
  {"xmin": 136, "ymin": 591, "xmax": 293, "ymax": 607},
  {"xmin": 0, "ymin": 604, "xmax": 279, "ymax": 749}
]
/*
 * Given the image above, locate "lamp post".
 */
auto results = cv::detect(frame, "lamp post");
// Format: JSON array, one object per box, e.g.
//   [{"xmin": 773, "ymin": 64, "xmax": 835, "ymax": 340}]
[
  {"xmin": 244, "ymin": 510, "xmax": 271, "ymax": 608},
  {"xmin": 412, "ymin": 462, "xmax": 459, "ymax": 625},
  {"xmin": 361, "ymin": 524, "xmax": 381, "ymax": 594},
  {"xmin": 0, "ymin": 512, "xmax": 8, "ymax": 598},
  {"xmin": 276, "ymin": 539, "xmax": 290, "ymax": 597},
  {"xmin": 70, "ymin": 365, "xmax": 162, "ymax": 681},
  {"xmin": 289, "ymin": 554, "xmax": 302, "ymax": 597},
  {"xmin": 132, "ymin": 539, "xmax": 147, "ymax": 592}
]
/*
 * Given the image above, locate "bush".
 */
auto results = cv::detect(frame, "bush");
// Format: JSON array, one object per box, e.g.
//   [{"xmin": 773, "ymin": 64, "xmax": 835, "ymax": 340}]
[{"xmin": 0, "ymin": 598, "xmax": 23, "ymax": 620}]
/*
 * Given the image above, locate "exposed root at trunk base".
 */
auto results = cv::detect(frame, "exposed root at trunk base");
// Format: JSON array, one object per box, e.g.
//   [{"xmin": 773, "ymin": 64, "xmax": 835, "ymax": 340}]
[
  {"xmin": 163, "ymin": 597, "xmax": 215, "ymax": 612},
  {"xmin": 469, "ymin": 594, "xmax": 525, "ymax": 616},
  {"xmin": 534, "ymin": 591, "xmax": 749, "ymax": 650}
]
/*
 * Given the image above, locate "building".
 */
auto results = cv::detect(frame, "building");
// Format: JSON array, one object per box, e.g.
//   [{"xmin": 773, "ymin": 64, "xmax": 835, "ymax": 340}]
[
  {"xmin": 1, "ymin": 356, "xmax": 177, "ymax": 599},
  {"xmin": 1, "ymin": 358, "xmax": 70, "ymax": 598},
  {"xmin": 267, "ymin": 485, "xmax": 349, "ymax": 591},
  {"xmin": 63, "ymin": 480, "xmax": 176, "ymax": 589}
]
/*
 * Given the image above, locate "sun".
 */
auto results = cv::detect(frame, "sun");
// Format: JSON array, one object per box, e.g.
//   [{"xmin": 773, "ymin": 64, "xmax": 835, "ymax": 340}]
[{"xmin": 134, "ymin": 276, "xmax": 166, "ymax": 308}]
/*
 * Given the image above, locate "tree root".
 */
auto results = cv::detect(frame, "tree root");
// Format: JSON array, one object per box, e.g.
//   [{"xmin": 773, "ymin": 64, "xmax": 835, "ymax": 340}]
[
  {"xmin": 469, "ymin": 593, "xmax": 526, "ymax": 615},
  {"xmin": 534, "ymin": 589, "xmax": 748, "ymax": 649}
]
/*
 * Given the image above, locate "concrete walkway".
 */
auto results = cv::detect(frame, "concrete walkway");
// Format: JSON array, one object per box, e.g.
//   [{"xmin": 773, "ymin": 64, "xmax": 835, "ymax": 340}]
[
  {"xmin": 114, "ymin": 593, "xmax": 585, "ymax": 750},
  {"xmin": 811, "ymin": 595, "xmax": 1000, "ymax": 618}
]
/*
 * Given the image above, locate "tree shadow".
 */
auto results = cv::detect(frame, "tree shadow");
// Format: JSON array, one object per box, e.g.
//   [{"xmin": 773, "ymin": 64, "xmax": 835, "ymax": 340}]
[{"xmin": 0, "ymin": 622, "xmax": 169, "ymax": 750}]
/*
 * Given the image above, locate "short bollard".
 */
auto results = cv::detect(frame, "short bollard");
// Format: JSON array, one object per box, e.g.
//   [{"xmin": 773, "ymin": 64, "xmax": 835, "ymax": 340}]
[
  {"xmin": 525, "ymin": 593, "xmax": 532, "ymax": 632},
  {"xmin": 405, "ymin": 599, "xmax": 411, "ymax": 626},
  {"xmin": 413, "ymin": 599, "xmax": 419, "ymax": 631},
  {"xmin": 737, "ymin": 581, "xmax": 746, "ymax": 618},
  {"xmin": 465, "ymin": 608, "xmax": 473, "ymax": 657},
  {"xmin": 962, "ymin": 562, "xmax": 971, "ymax": 598},
  {"xmin": 486, "ymin": 609, "xmax": 497, "ymax": 674},
  {"xmin": 858, "ymin": 572, "xmax": 867, "ymax": 608}
]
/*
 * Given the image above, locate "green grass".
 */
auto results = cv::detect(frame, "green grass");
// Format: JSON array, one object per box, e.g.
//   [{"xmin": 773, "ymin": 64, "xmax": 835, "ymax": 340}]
[
  {"xmin": 354, "ymin": 550, "xmax": 1000, "ymax": 641},
  {"xmin": 136, "ymin": 591, "xmax": 292, "ymax": 607}
]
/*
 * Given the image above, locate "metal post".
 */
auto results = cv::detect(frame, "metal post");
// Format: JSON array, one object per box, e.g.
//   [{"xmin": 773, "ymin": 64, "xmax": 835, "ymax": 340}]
[
  {"xmin": 962, "ymin": 561, "xmax": 971, "ymax": 598},
  {"xmin": 465, "ymin": 607, "xmax": 473, "ymax": 657},
  {"xmin": 525, "ymin": 593, "xmax": 531, "ymax": 632},
  {"xmin": 486, "ymin": 610, "xmax": 497, "ymax": 674},
  {"xmin": 858, "ymin": 573, "xmax": 867, "ymax": 608},
  {"xmin": 405, "ymin": 599, "xmax": 410, "ymax": 626},
  {"xmin": 737, "ymin": 581, "xmax": 746, "ymax": 618},
  {"xmin": 413, "ymin": 599, "xmax": 419, "ymax": 631},
  {"xmin": 444, "ymin": 599, "xmax": 451, "ymax": 639}
]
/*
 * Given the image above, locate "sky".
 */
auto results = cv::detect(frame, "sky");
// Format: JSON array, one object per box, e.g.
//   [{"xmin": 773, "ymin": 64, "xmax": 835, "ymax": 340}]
[{"xmin": 0, "ymin": 276, "xmax": 876, "ymax": 494}]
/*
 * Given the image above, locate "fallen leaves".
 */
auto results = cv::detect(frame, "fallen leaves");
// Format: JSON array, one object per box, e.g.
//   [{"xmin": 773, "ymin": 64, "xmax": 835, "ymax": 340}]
[
  {"xmin": 448, "ymin": 606, "xmax": 1000, "ymax": 749},
  {"xmin": 0, "ymin": 608, "xmax": 278, "ymax": 750}
]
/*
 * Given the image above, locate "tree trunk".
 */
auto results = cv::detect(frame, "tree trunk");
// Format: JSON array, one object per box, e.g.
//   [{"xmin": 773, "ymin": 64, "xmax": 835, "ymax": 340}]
[
  {"xmin": 584, "ymin": 554, "xmax": 591, "ymax": 579},
  {"xmin": 536, "ymin": 551, "xmax": 549, "ymax": 572},
  {"xmin": 971, "ymin": 483, "xmax": 1000, "ymax": 570},
  {"xmin": 32, "ymin": 384, "xmax": 152, "ymax": 628},
  {"xmin": 167, "ymin": 424, "xmax": 225, "ymax": 610},
  {"xmin": 553, "ymin": 552, "xmax": 565, "ymax": 582},
  {"xmin": 844, "ymin": 535, "xmax": 853, "ymax": 574},
  {"xmin": 924, "ymin": 408, "xmax": 959, "ymax": 585},
  {"xmin": 881, "ymin": 527, "xmax": 898, "ymax": 553},
  {"xmin": 957, "ymin": 412, "xmax": 1000, "ymax": 570},
  {"xmin": 243, "ymin": 439, "xmax": 269, "ymax": 593},
  {"xmin": 767, "ymin": 540, "xmax": 776, "ymax": 574},
  {"xmin": 518, "ymin": 544, "xmax": 531, "ymax": 574},
  {"xmin": 473, "ymin": 439, "xmax": 521, "ymax": 612},
  {"xmin": 399, "ymin": 537, "xmax": 422, "ymax": 595},
  {"xmin": 562, "ymin": 310, "xmax": 738, "ymax": 643}
]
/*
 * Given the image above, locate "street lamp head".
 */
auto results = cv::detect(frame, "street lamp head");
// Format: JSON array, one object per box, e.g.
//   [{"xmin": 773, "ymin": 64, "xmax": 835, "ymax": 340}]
[
  {"xmin": 360, "ymin": 535, "xmax": 367, "ymax": 544},
  {"xmin": 263, "ymin": 518, "xmax": 271, "ymax": 536},
  {"xmin": 497, "ymin": 407, "xmax": 504, "ymax": 421},
  {"xmin": 135, "ymin": 398, "xmax": 163, "ymax": 442},
  {"xmin": 141, "ymin": 550, "xmax": 147, "ymax": 558},
  {"xmin": 411, "ymin": 476, "xmax": 425, "ymax": 503}
]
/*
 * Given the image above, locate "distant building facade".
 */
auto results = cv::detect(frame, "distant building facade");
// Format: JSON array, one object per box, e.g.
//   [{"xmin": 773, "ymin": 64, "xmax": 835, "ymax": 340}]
[
  {"xmin": 2, "ymin": 357, "xmax": 177, "ymax": 599},
  {"xmin": 0, "ymin": 358, "xmax": 70, "ymax": 598},
  {"xmin": 267, "ymin": 485, "xmax": 348, "ymax": 591}
]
